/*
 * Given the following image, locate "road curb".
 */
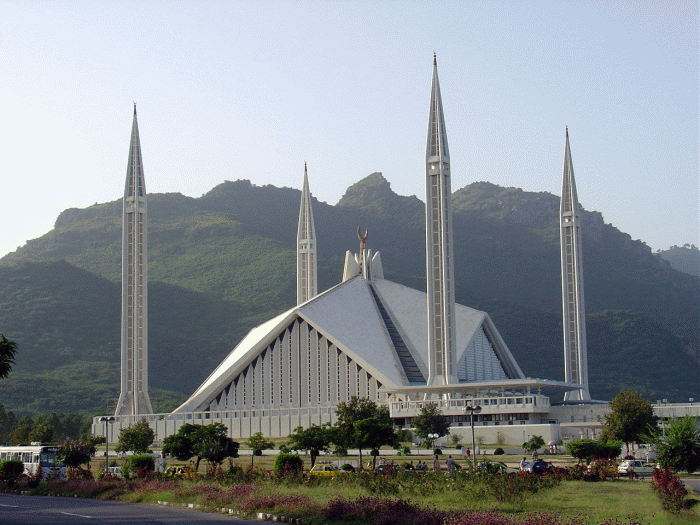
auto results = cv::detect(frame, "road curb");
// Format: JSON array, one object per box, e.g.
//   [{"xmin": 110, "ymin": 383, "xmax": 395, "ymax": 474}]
[{"xmin": 155, "ymin": 500, "xmax": 302, "ymax": 523}]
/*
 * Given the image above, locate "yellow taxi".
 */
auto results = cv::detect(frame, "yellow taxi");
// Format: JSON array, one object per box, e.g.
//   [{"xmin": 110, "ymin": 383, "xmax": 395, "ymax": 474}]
[{"xmin": 308, "ymin": 464, "xmax": 341, "ymax": 477}]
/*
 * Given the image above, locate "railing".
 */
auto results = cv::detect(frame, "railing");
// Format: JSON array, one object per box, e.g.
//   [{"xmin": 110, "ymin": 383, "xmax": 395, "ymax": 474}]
[{"xmin": 388, "ymin": 396, "xmax": 550, "ymax": 416}]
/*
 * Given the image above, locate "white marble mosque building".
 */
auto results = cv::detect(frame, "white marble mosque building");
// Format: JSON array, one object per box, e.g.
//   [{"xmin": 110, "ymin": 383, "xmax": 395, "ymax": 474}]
[{"xmin": 94, "ymin": 58, "xmax": 640, "ymax": 445}]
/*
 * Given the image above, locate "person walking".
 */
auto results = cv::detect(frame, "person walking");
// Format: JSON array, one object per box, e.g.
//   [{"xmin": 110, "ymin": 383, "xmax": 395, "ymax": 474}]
[
  {"xmin": 433, "ymin": 454, "xmax": 441, "ymax": 472},
  {"xmin": 520, "ymin": 457, "xmax": 527, "ymax": 470},
  {"xmin": 446, "ymin": 455, "xmax": 455, "ymax": 475}
]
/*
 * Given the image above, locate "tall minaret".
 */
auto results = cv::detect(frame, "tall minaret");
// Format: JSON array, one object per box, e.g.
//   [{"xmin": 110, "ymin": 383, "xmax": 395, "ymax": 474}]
[
  {"xmin": 115, "ymin": 105, "xmax": 153, "ymax": 416},
  {"xmin": 297, "ymin": 162, "xmax": 317, "ymax": 305},
  {"xmin": 425, "ymin": 55, "xmax": 457, "ymax": 386},
  {"xmin": 560, "ymin": 127, "xmax": 591, "ymax": 401}
]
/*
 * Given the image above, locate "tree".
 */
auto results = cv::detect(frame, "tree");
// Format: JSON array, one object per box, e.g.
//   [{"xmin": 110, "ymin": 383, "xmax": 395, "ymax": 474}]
[
  {"xmin": 287, "ymin": 424, "xmax": 332, "ymax": 468},
  {"xmin": 163, "ymin": 424, "xmax": 196, "ymax": 464},
  {"xmin": 33, "ymin": 412, "xmax": 88, "ymax": 441},
  {"xmin": 191, "ymin": 423, "xmax": 239, "ymax": 467},
  {"xmin": 656, "ymin": 416, "xmax": 700, "ymax": 473},
  {"xmin": 0, "ymin": 404, "xmax": 18, "ymax": 444},
  {"xmin": 163, "ymin": 423, "xmax": 238, "ymax": 470},
  {"xmin": 333, "ymin": 396, "xmax": 397, "ymax": 469},
  {"xmin": 522, "ymin": 435, "xmax": 545, "ymax": 453},
  {"xmin": 600, "ymin": 391, "xmax": 658, "ymax": 455},
  {"xmin": 396, "ymin": 428, "xmax": 414, "ymax": 444},
  {"xmin": 56, "ymin": 437, "xmax": 96, "ymax": 469},
  {"xmin": 0, "ymin": 334, "xmax": 18, "ymax": 380},
  {"xmin": 28, "ymin": 423, "xmax": 54, "ymax": 444},
  {"xmin": 9, "ymin": 416, "xmax": 33, "ymax": 445},
  {"xmin": 412, "ymin": 402, "xmax": 450, "ymax": 442},
  {"xmin": 115, "ymin": 420, "xmax": 155, "ymax": 454},
  {"xmin": 353, "ymin": 417, "xmax": 398, "ymax": 470},
  {"xmin": 246, "ymin": 432, "xmax": 274, "ymax": 467}
]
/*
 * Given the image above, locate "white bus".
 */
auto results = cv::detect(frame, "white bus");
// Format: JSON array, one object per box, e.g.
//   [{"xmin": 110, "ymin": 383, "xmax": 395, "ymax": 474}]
[{"xmin": 0, "ymin": 443, "xmax": 66, "ymax": 479}]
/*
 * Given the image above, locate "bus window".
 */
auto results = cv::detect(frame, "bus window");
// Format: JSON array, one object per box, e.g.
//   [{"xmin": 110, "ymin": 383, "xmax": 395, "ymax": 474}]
[{"xmin": 40, "ymin": 452, "xmax": 56, "ymax": 468}]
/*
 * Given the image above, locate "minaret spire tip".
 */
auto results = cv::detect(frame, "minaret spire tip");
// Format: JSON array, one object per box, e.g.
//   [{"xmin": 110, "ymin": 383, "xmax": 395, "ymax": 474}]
[
  {"xmin": 297, "ymin": 161, "xmax": 317, "ymax": 304},
  {"xmin": 133, "ymin": 102, "xmax": 137, "ymax": 115},
  {"xmin": 433, "ymin": 52, "xmax": 437, "ymax": 66}
]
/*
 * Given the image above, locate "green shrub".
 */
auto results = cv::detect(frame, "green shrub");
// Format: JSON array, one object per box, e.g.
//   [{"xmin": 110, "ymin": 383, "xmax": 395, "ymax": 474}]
[
  {"xmin": 370, "ymin": 449, "xmax": 380, "ymax": 457},
  {"xmin": 253, "ymin": 449, "xmax": 263, "ymax": 456},
  {"xmin": 455, "ymin": 444, "xmax": 462, "ymax": 449},
  {"xmin": 341, "ymin": 463, "xmax": 355, "ymax": 472},
  {"xmin": 652, "ymin": 466, "xmax": 688, "ymax": 515},
  {"xmin": 494, "ymin": 447, "xmax": 505, "ymax": 455},
  {"xmin": 334, "ymin": 447, "xmax": 348, "ymax": 456},
  {"xmin": 123, "ymin": 454, "xmax": 155, "ymax": 478},
  {"xmin": 0, "ymin": 460, "xmax": 24, "ymax": 484},
  {"xmin": 566, "ymin": 439, "xmax": 621, "ymax": 462},
  {"xmin": 433, "ymin": 448, "xmax": 443, "ymax": 455},
  {"xmin": 273, "ymin": 453, "xmax": 303, "ymax": 473}
]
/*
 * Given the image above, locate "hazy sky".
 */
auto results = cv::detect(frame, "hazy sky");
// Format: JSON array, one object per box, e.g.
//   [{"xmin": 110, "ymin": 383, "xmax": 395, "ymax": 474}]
[{"xmin": 1, "ymin": 0, "xmax": 697, "ymax": 258}]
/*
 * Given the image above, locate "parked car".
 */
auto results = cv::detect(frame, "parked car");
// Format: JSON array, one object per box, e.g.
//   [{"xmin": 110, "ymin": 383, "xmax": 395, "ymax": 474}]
[
  {"xmin": 523, "ymin": 460, "xmax": 555, "ymax": 475},
  {"xmin": 309, "ymin": 464, "xmax": 341, "ymax": 477},
  {"xmin": 617, "ymin": 460, "xmax": 656, "ymax": 478}
]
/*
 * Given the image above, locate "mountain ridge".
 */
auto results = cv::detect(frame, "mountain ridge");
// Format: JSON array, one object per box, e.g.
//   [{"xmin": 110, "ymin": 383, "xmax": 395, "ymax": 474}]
[{"xmin": 0, "ymin": 174, "xmax": 697, "ymax": 414}]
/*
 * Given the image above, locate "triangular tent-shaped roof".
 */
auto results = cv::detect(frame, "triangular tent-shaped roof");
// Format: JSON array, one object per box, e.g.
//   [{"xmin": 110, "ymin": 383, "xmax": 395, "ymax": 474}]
[{"xmin": 174, "ymin": 275, "xmax": 524, "ymax": 413}]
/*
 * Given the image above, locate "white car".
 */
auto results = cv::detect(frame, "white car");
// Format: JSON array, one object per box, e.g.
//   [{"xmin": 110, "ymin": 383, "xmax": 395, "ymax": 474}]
[{"xmin": 617, "ymin": 460, "xmax": 655, "ymax": 478}]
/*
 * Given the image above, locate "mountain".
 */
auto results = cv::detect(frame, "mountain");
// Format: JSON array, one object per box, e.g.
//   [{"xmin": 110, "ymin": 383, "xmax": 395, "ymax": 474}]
[
  {"xmin": 656, "ymin": 244, "xmax": 700, "ymax": 278},
  {"xmin": 0, "ymin": 260, "xmax": 248, "ymax": 416},
  {"xmin": 0, "ymin": 175, "xmax": 698, "ymax": 415}
]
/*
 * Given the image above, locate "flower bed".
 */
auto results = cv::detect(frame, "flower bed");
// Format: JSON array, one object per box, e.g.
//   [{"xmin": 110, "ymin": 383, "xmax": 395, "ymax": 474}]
[{"xmin": 1, "ymin": 464, "xmax": 694, "ymax": 524}]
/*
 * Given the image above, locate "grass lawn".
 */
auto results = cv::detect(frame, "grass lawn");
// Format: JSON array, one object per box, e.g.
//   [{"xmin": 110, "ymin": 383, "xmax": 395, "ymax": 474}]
[{"xmin": 523, "ymin": 480, "xmax": 698, "ymax": 525}]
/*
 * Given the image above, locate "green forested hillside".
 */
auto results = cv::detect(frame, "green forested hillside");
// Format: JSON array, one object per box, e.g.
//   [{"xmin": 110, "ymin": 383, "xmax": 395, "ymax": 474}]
[
  {"xmin": 0, "ymin": 261, "xmax": 249, "ymax": 415},
  {"xmin": 657, "ymin": 244, "xmax": 700, "ymax": 278},
  {"xmin": 0, "ymin": 174, "xmax": 698, "ymax": 416}
]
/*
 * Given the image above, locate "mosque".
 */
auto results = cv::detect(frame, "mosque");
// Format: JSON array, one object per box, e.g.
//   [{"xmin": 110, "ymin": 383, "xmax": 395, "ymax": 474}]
[{"xmin": 94, "ymin": 57, "xmax": 613, "ymax": 446}]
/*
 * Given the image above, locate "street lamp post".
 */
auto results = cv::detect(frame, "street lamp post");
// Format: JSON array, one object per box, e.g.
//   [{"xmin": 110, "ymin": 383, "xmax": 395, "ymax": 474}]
[
  {"xmin": 428, "ymin": 433, "xmax": 439, "ymax": 454},
  {"xmin": 99, "ymin": 416, "xmax": 115, "ymax": 474},
  {"xmin": 464, "ymin": 405, "xmax": 481, "ymax": 469}
]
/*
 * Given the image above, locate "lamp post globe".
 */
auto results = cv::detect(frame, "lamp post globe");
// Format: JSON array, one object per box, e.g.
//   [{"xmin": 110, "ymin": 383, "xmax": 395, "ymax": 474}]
[{"xmin": 428, "ymin": 433, "xmax": 439, "ymax": 452}]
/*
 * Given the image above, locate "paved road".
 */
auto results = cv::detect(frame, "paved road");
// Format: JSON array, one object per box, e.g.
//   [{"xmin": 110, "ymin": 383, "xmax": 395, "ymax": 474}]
[
  {"xmin": 0, "ymin": 493, "xmax": 252, "ymax": 524},
  {"xmin": 683, "ymin": 478, "xmax": 700, "ymax": 496}
]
